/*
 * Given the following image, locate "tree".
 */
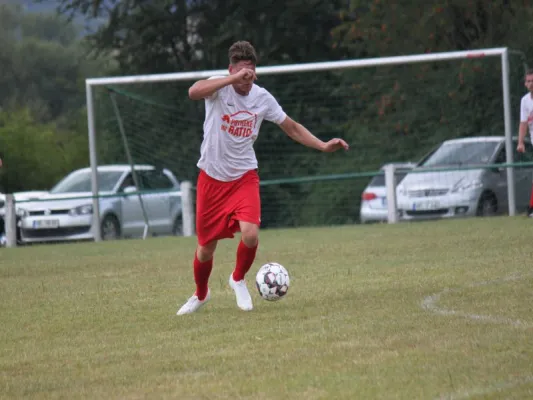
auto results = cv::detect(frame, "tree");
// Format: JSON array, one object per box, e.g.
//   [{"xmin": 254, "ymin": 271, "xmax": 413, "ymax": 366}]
[
  {"xmin": 0, "ymin": 109, "xmax": 88, "ymax": 193},
  {"xmin": 47, "ymin": 0, "xmax": 348, "ymax": 73},
  {"xmin": 0, "ymin": 4, "xmax": 115, "ymax": 122},
  {"xmin": 0, "ymin": 4, "xmax": 117, "ymax": 193},
  {"xmin": 332, "ymin": 1, "xmax": 533, "ymax": 58}
]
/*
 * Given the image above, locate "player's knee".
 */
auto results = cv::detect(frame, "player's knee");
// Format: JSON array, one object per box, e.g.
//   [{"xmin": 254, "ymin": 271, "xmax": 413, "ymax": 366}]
[
  {"xmin": 241, "ymin": 224, "xmax": 259, "ymax": 247},
  {"xmin": 197, "ymin": 242, "xmax": 217, "ymax": 262}
]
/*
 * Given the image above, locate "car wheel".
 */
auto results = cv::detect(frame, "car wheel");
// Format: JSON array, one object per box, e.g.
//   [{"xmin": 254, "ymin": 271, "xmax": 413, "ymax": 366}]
[
  {"xmin": 476, "ymin": 193, "xmax": 497, "ymax": 217},
  {"xmin": 101, "ymin": 215, "xmax": 121, "ymax": 240},
  {"xmin": 172, "ymin": 215, "xmax": 183, "ymax": 236}
]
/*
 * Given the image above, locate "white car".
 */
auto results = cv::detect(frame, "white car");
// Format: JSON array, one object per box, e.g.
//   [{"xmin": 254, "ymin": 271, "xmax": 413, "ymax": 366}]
[
  {"xmin": 0, "ymin": 191, "xmax": 49, "ymax": 212},
  {"xmin": 359, "ymin": 162, "xmax": 415, "ymax": 223},
  {"xmin": 17, "ymin": 165, "xmax": 183, "ymax": 243},
  {"xmin": 396, "ymin": 136, "xmax": 533, "ymax": 221},
  {"xmin": 1, "ymin": 191, "xmax": 48, "ymax": 245}
]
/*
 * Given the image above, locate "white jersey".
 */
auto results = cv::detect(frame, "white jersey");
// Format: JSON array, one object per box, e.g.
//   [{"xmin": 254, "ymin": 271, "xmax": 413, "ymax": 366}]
[
  {"xmin": 520, "ymin": 92, "xmax": 533, "ymax": 140},
  {"xmin": 197, "ymin": 76, "xmax": 287, "ymax": 182}
]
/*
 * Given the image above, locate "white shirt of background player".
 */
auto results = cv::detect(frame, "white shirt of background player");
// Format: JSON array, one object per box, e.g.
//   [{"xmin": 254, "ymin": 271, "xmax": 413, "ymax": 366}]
[{"xmin": 517, "ymin": 72, "xmax": 533, "ymax": 153}]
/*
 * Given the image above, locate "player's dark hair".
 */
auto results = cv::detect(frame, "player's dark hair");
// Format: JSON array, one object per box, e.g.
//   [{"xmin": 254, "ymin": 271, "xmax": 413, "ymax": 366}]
[
  {"xmin": 228, "ymin": 41, "xmax": 258, "ymax": 65},
  {"xmin": 525, "ymin": 68, "xmax": 533, "ymax": 77}
]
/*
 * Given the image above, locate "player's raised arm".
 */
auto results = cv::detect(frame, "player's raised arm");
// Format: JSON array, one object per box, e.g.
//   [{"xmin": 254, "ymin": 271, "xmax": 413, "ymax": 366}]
[
  {"xmin": 279, "ymin": 116, "xmax": 349, "ymax": 152},
  {"xmin": 188, "ymin": 69, "xmax": 257, "ymax": 100}
]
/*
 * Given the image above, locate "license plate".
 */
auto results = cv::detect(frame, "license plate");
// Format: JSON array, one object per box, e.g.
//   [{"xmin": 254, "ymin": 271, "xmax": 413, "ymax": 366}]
[
  {"xmin": 412, "ymin": 201, "xmax": 440, "ymax": 211},
  {"xmin": 33, "ymin": 219, "xmax": 60, "ymax": 229}
]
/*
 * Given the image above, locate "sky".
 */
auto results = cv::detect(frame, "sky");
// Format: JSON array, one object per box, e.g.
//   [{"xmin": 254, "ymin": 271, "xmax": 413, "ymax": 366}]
[{"xmin": 0, "ymin": 0, "xmax": 106, "ymax": 33}]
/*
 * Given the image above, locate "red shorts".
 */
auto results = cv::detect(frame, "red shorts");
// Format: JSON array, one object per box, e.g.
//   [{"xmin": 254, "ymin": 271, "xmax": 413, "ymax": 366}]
[{"xmin": 196, "ymin": 169, "xmax": 261, "ymax": 246}]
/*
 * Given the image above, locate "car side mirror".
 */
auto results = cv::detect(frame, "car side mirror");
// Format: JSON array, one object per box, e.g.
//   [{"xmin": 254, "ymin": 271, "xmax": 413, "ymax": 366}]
[{"xmin": 122, "ymin": 186, "xmax": 137, "ymax": 194}]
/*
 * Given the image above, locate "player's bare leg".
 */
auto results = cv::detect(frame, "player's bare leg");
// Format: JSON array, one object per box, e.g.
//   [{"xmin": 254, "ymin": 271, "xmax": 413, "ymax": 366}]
[
  {"xmin": 177, "ymin": 241, "xmax": 218, "ymax": 315},
  {"xmin": 229, "ymin": 221, "xmax": 258, "ymax": 311}
]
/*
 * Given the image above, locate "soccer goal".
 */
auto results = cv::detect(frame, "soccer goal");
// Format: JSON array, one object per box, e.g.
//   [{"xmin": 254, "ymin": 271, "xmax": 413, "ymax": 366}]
[{"xmin": 84, "ymin": 47, "xmax": 524, "ymax": 241}]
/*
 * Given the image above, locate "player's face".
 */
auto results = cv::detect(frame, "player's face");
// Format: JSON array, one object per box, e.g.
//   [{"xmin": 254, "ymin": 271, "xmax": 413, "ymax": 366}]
[
  {"xmin": 525, "ymin": 74, "xmax": 533, "ymax": 93},
  {"xmin": 229, "ymin": 60, "xmax": 256, "ymax": 95}
]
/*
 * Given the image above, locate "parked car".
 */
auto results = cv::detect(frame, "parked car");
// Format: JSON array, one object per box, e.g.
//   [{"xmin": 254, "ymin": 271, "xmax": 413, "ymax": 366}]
[
  {"xmin": 396, "ymin": 136, "xmax": 533, "ymax": 221},
  {"xmin": 359, "ymin": 162, "xmax": 416, "ymax": 223},
  {"xmin": 16, "ymin": 165, "xmax": 183, "ymax": 243},
  {"xmin": 0, "ymin": 191, "xmax": 48, "ymax": 245}
]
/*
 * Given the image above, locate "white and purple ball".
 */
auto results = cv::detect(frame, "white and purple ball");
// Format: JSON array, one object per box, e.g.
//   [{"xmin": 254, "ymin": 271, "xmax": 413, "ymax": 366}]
[{"xmin": 255, "ymin": 262, "xmax": 290, "ymax": 301}]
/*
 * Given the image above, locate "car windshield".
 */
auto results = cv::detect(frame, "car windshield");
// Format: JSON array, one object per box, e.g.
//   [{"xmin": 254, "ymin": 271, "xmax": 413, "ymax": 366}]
[
  {"xmin": 420, "ymin": 141, "xmax": 499, "ymax": 167},
  {"xmin": 368, "ymin": 170, "xmax": 410, "ymax": 187},
  {"xmin": 50, "ymin": 170, "xmax": 124, "ymax": 193}
]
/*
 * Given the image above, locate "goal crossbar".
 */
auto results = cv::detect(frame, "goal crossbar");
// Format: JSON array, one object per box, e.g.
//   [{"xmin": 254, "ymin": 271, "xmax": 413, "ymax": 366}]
[
  {"xmin": 85, "ymin": 47, "xmax": 514, "ymax": 241},
  {"xmin": 87, "ymin": 48, "xmax": 508, "ymax": 86}
]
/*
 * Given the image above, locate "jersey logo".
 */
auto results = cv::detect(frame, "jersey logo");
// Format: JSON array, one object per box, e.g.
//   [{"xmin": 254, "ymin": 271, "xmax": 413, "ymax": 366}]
[{"xmin": 221, "ymin": 111, "xmax": 257, "ymax": 138}]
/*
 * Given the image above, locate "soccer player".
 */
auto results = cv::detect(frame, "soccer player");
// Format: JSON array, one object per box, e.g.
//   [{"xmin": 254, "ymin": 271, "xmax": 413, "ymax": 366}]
[
  {"xmin": 517, "ymin": 68, "xmax": 533, "ymax": 217},
  {"xmin": 177, "ymin": 41, "xmax": 349, "ymax": 315}
]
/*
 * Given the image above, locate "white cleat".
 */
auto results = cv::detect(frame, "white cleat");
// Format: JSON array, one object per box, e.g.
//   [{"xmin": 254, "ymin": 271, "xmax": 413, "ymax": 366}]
[
  {"xmin": 176, "ymin": 290, "xmax": 211, "ymax": 315},
  {"xmin": 229, "ymin": 275, "xmax": 253, "ymax": 311}
]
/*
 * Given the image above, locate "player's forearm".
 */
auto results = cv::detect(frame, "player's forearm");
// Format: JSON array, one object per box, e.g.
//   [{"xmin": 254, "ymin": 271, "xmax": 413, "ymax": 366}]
[
  {"xmin": 188, "ymin": 76, "xmax": 235, "ymax": 100},
  {"xmin": 518, "ymin": 122, "xmax": 528, "ymax": 143},
  {"xmin": 286, "ymin": 123, "xmax": 326, "ymax": 151}
]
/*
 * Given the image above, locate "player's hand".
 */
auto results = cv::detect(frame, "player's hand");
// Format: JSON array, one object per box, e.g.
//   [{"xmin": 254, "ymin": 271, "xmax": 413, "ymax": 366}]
[
  {"xmin": 322, "ymin": 138, "xmax": 349, "ymax": 152},
  {"xmin": 232, "ymin": 68, "xmax": 257, "ymax": 85},
  {"xmin": 517, "ymin": 141, "xmax": 525, "ymax": 153}
]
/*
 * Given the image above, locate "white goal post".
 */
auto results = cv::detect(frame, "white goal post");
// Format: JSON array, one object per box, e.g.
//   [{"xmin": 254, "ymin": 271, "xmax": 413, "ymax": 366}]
[{"xmin": 85, "ymin": 47, "xmax": 515, "ymax": 240}]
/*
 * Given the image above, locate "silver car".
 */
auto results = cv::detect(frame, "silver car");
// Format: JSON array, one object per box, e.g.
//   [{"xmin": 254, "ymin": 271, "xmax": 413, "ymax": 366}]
[
  {"xmin": 1, "ymin": 191, "xmax": 49, "ymax": 245},
  {"xmin": 359, "ymin": 162, "xmax": 416, "ymax": 223},
  {"xmin": 396, "ymin": 136, "xmax": 533, "ymax": 221},
  {"xmin": 17, "ymin": 165, "xmax": 183, "ymax": 243}
]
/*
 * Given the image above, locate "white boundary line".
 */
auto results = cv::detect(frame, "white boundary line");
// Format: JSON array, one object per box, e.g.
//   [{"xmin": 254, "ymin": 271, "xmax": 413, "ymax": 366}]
[
  {"xmin": 425, "ymin": 273, "xmax": 533, "ymax": 399},
  {"xmin": 421, "ymin": 273, "xmax": 533, "ymax": 328}
]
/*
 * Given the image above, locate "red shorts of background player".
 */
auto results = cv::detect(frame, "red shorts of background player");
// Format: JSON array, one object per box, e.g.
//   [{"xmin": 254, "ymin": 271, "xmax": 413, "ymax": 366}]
[{"xmin": 196, "ymin": 169, "xmax": 261, "ymax": 246}]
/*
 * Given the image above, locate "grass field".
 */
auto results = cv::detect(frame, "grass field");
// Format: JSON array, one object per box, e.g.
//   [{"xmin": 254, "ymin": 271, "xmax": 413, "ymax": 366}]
[{"xmin": 1, "ymin": 217, "xmax": 533, "ymax": 399}]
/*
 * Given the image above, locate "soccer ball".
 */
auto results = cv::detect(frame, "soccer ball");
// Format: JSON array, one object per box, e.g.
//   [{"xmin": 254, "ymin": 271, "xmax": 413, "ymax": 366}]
[{"xmin": 255, "ymin": 262, "xmax": 290, "ymax": 301}]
